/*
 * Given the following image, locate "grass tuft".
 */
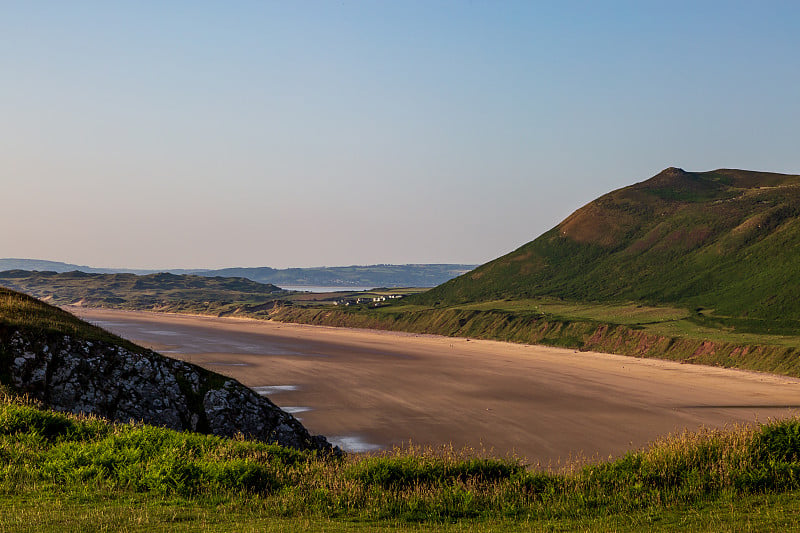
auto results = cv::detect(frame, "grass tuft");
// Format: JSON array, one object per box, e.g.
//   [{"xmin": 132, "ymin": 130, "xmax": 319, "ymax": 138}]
[{"xmin": 3, "ymin": 391, "xmax": 800, "ymax": 529}]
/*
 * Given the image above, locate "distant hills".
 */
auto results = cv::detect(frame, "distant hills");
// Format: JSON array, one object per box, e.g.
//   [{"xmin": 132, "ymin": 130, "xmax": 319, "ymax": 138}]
[
  {"xmin": 0, "ymin": 260, "xmax": 476, "ymax": 289},
  {"xmin": 0, "ymin": 270, "xmax": 287, "ymax": 315},
  {"xmin": 417, "ymin": 168, "xmax": 800, "ymax": 324},
  {"xmin": 183, "ymin": 264, "xmax": 476, "ymax": 288}
]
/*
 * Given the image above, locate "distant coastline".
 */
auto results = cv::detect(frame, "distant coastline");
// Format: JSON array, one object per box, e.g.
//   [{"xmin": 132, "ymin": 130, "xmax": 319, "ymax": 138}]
[
  {"xmin": 0, "ymin": 259, "xmax": 476, "ymax": 289},
  {"xmin": 278, "ymin": 286, "xmax": 377, "ymax": 293}
]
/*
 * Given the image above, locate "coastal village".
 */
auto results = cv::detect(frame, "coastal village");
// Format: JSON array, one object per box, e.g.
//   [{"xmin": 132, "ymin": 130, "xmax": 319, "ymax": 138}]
[{"xmin": 333, "ymin": 293, "xmax": 404, "ymax": 307}]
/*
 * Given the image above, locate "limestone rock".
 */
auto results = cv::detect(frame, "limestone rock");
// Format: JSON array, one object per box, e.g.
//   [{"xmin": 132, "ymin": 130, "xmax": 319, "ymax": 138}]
[{"xmin": 0, "ymin": 328, "xmax": 334, "ymax": 454}]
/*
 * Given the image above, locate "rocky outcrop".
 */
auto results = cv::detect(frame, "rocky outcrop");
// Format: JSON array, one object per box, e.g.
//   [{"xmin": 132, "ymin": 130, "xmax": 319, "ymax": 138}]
[{"xmin": 0, "ymin": 327, "xmax": 334, "ymax": 453}]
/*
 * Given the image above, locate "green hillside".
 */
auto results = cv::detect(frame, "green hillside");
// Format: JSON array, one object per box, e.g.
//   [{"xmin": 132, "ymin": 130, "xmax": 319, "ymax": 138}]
[
  {"xmin": 0, "ymin": 286, "xmax": 143, "ymax": 350},
  {"xmin": 417, "ymin": 168, "xmax": 800, "ymax": 330}
]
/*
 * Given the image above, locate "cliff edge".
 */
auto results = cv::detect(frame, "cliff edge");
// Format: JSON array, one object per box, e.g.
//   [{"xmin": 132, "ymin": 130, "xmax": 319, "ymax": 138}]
[{"xmin": 0, "ymin": 288, "xmax": 334, "ymax": 453}]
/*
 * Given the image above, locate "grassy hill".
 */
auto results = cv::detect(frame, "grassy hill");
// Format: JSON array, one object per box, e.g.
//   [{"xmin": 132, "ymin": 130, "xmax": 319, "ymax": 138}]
[
  {"xmin": 267, "ymin": 168, "xmax": 800, "ymax": 378},
  {"xmin": 0, "ymin": 286, "xmax": 144, "ymax": 350},
  {"xmin": 0, "ymin": 270, "xmax": 289, "ymax": 317},
  {"xmin": 416, "ymin": 168, "xmax": 800, "ymax": 332}
]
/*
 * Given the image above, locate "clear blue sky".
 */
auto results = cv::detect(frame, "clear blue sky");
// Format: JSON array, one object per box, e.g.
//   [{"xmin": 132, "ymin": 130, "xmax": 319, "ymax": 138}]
[{"xmin": 3, "ymin": 1, "xmax": 798, "ymax": 269}]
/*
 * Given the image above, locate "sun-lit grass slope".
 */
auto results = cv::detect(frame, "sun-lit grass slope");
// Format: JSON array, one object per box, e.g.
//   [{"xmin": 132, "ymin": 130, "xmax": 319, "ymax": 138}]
[
  {"xmin": 3, "ymin": 391, "xmax": 800, "ymax": 529},
  {"xmin": 0, "ymin": 270, "xmax": 289, "ymax": 317},
  {"xmin": 0, "ymin": 287, "xmax": 143, "ymax": 351},
  {"xmin": 417, "ymin": 168, "xmax": 800, "ymax": 330}
]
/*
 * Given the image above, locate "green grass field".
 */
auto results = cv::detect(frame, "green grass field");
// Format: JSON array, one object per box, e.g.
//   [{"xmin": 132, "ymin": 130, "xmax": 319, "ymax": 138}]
[
  {"xmin": 445, "ymin": 299, "xmax": 800, "ymax": 348},
  {"xmin": 3, "ymin": 391, "xmax": 800, "ymax": 531}
]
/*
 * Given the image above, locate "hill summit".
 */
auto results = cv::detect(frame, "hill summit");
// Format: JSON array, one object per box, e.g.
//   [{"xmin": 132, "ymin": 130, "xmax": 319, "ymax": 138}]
[{"xmin": 418, "ymin": 168, "xmax": 800, "ymax": 324}]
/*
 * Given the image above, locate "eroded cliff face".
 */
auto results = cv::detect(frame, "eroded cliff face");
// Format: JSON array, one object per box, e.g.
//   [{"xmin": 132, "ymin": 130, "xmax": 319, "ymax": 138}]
[{"xmin": 0, "ymin": 327, "xmax": 333, "ymax": 453}]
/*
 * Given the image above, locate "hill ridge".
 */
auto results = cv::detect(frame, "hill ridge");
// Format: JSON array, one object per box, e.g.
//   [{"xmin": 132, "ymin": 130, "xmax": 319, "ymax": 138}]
[
  {"xmin": 0, "ymin": 259, "xmax": 476, "ymax": 288},
  {"xmin": 415, "ymin": 167, "xmax": 800, "ymax": 327}
]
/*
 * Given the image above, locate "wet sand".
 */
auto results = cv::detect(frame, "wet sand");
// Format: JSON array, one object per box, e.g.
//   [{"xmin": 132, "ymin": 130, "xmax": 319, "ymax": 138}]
[{"xmin": 70, "ymin": 307, "xmax": 800, "ymax": 465}]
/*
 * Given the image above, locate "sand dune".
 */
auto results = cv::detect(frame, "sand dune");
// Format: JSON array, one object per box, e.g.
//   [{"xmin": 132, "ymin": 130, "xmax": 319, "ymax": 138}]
[{"xmin": 70, "ymin": 307, "xmax": 800, "ymax": 466}]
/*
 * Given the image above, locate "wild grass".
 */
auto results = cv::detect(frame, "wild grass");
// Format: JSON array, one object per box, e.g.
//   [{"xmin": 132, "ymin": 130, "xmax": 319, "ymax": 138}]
[
  {"xmin": 3, "ymin": 391, "xmax": 800, "ymax": 530},
  {"xmin": 450, "ymin": 299, "xmax": 800, "ymax": 348},
  {"xmin": 0, "ymin": 288, "xmax": 143, "ymax": 351}
]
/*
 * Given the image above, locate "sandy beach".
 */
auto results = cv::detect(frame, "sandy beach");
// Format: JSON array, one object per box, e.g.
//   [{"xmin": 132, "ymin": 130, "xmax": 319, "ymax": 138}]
[{"xmin": 70, "ymin": 307, "xmax": 800, "ymax": 466}]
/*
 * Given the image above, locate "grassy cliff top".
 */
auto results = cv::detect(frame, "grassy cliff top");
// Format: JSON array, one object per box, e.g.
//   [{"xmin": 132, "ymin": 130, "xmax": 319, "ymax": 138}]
[
  {"xmin": 417, "ymin": 168, "xmax": 800, "ymax": 325},
  {"xmin": 0, "ymin": 287, "xmax": 142, "ymax": 349}
]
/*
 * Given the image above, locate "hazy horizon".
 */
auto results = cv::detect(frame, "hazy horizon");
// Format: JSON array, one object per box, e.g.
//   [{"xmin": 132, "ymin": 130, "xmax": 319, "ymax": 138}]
[
  {"xmin": 4, "ymin": 2, "xmax": 799, "ymax": 269},
  {"xmin": 0, "ymin": 257, "xmax": 478, "ymax": 271}
]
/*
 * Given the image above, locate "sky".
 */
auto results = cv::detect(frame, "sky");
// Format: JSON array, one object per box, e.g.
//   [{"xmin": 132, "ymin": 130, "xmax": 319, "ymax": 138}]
[{"xmin": 3, "ymin": 1, "xmax": 799, "ymax": 269}]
